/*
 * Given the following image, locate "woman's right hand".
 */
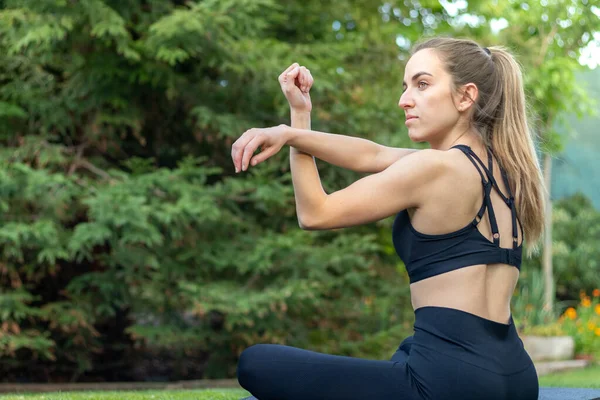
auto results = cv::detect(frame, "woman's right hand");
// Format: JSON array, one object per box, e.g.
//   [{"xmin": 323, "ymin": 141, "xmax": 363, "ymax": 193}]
[{"xmin": 278, "ymin": 63, "xmax": 314, "ymax": 113}]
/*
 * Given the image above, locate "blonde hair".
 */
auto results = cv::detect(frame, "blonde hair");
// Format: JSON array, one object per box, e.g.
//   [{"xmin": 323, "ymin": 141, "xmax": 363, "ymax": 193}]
[{"xmin": 412, "ymin": 37, "xmax": 546, "ymax": 254}]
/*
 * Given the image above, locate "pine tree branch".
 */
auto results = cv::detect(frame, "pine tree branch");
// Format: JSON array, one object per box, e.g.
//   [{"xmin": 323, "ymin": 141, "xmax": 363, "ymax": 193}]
[{"xmin": 67, "ymin": 144, "xmax": 112, "ymax": 181}]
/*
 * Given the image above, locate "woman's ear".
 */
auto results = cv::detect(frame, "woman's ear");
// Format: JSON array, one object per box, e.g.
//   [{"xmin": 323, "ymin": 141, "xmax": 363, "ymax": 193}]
[{"xmin": 456, "ymin": 83, "xmax": 478, "ymax": 112}]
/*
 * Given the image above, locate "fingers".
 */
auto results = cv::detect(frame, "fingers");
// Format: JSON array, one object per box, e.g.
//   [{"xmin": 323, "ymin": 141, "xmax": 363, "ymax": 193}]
[
  {"xmin": 287, "ymin": 65, "xmax": 300, "ymax": 80},
  {"xmin": 298, "ymin": 67, "xmax": 306, "ymax": 91},
  {"xmin": 299, "ymin": 67, "xmax": 313, "ymax": 93},
  {"xmin": 283, "ymin": 62, "xmax": 298, "ymax": 75},
  {"xmin": 300, "ymin": 67, "xmax": 314, "ymax": 93},
  {"xmin": 240, "ymin": 135, "xmax": 263, "ymax": 172},
  {"xmin": 232, "ymin": 132, "xmax": 277, "ymax": 172},
  {"xmin": 231, "ymin": 129, "xmax": 257, "ymax": 172},
  {"xmin": 249, "ymin": 146, "xmax": 277, "ymax": 168},
  {"xmin": 279, "ymin": 63, "xmax": 299, "ymax": 84}
]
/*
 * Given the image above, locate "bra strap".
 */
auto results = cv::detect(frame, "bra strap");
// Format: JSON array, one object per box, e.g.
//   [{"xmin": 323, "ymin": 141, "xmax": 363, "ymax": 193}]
[
  {"xmin": 459, "ymin": 145, "xmax": 522, "ymax": 247},
  {"xmin": 484, "ymin": 183, "xmax": 501, "ymax": 245},
  {"xmin": 454, "ymin": 145, "xmax": 500, "ymax": 242},
  {"xmin": 452, "ymin": 145, "xmax": 501, "ymax": 246},
  {"xmin": 452, "ymin": 145, "xmax": 487, "ymax": 184},
  {"xmin": 469, "ymin": 148, "xmax": 512, "ymax": 206},
  {"xmin": 489, "ymin": 148, "xmax": 521, "ymax": 249}
]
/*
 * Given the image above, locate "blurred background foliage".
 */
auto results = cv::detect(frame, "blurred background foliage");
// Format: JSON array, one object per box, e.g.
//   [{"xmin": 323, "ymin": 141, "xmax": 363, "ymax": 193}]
[{"xmin": 0, "ymin": 0, "xmax": 598, "ymax": 382}]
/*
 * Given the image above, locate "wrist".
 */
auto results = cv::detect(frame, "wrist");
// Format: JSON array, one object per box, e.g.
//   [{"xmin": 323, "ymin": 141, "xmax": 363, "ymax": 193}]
[
  {"xmin": 285, "ymin": 125, "xmax": 299, "ymax": 146},
  {"xmin": 290, "ymin": 109, "xmax": 310, "ymax": 128},
  {"xmin": 291, "ymin": 108, "xmax": 311, "ymax": 115},
  {"xmin": 291, "ymin": 109, "xmax": 311, "ymax": 121}
]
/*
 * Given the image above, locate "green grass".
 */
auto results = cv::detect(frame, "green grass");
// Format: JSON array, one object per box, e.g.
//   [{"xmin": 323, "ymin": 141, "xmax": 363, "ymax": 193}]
[
  {"xmin": 0, "ymin": 389, "xmax": 249, "ymax": 400},
  {"xmin": 538, "ymin": 365, "xmax": 600, "ymax": 388},
  {"xmin": 1, "ymin": 367, "xmax": 599, "ymax": 400}
]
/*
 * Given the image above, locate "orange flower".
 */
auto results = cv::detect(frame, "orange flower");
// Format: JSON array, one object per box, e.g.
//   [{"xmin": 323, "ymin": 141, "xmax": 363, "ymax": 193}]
[
  {"xmin": 580, "ymin": 289, "xmax": 587, "ymax": 299},
  {"xmin": 595, "ymin": 304, "xmax": 600, "ymax": 316},
  {"xmin": 593, "ymin": 289, "xmax": 600, "ymax": 298},
  {"xmin": 582, "ymin": 297, "xmax": 592, "ymax": 307},
  {"xmin": 588, "ymin": 321, "xmax": 596, "ymax": 331},
  {"xmin": 595, "ymin": 327, "xmax": 600, "ymax": 336},
  {"xmin": 565, "ymin": 307, "xmax": 577, "ymax": 320}
]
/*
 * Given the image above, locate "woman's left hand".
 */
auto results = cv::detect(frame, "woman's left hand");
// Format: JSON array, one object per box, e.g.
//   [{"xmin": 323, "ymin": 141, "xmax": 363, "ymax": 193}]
[{"xmin": 231, "ymin": 124, "xmax": 290, "ymax": 173}]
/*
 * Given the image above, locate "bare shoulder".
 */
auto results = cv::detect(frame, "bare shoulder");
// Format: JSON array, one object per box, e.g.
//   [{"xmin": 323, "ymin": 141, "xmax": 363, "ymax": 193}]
[
  {"xmin": 396, "ymin": 147, "xmax": 477, "ymax": 201},
  {"xmin": 441, "ymin": 146, "xmax": 486, "ymax": 182},
  {"xmin": 384, "ymin": 148, "xmax": 456, "ymax": 204},
  {"xmin": 387, "ymin": 147, "xmax": 454, "ymax": 178},
  {"xmin": 422, "ymin": 147, "xmax": 484, "ymax": 203}
]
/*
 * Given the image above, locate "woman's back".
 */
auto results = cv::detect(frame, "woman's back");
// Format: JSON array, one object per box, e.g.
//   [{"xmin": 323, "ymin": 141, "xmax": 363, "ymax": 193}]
[{"xmin": 394, "ymin": 144, "xmax": 523, "ymax": 325}]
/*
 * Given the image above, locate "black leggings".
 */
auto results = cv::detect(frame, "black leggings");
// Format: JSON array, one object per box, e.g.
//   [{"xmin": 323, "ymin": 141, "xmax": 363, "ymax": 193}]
[{"xmin": 237, "ymin": 306, "xmax": 539, "ymax": 400}]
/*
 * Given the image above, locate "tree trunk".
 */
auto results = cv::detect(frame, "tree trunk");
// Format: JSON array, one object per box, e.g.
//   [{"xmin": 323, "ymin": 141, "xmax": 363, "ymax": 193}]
[{"xmin": 542, "ymin": 152, "xmax": 554, "ymax": 314}]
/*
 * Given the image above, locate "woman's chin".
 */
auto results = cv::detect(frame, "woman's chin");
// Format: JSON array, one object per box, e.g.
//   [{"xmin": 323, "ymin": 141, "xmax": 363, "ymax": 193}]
[{"xmin": 407, "ymin": 130, "xmax": 426, "ymax": 143}]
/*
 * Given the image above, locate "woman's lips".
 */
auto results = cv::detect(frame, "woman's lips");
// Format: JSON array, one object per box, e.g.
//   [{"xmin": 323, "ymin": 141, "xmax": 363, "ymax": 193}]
[{"xmin": 405, "ymin": 116, "xmax": 418, "ymax": 125}]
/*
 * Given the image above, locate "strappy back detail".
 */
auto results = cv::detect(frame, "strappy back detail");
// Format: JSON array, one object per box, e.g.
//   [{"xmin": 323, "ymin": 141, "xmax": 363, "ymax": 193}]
[
  {"xmin": 451, "ymin": 144, "xmax": 523, "ymax": 250},
  {"xmin": 391, "ymin": 144, "xmax": 524, "ymax": 284}
]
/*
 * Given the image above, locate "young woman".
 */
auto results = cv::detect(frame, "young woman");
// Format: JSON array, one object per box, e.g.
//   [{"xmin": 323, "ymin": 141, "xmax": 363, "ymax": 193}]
[{"xmin": 232, "ymin": 37, "xmax": 545, "ymax": 400}]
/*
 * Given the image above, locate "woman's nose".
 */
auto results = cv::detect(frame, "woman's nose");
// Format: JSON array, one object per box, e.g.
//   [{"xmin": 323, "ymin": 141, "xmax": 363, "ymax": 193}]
[{"xmin": 398, "ymin": 91, "xmax": 414, "ymax": 109}]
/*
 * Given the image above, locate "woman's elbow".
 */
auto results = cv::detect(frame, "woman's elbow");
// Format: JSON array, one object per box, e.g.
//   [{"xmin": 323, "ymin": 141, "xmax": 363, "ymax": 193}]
[
  {"xmin": 298, "ymin": 217, "xmax": 316, "ymax": 230},
  {"xmin": 298, "ymin": 214, "xmax": 322, "ymax": 230}
]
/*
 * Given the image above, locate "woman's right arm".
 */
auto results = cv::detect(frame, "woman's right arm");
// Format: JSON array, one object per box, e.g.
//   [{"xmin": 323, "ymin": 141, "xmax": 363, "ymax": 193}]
[{"xmin": 286, "ymin": 127, "xmax": 419, "ymax": 173}]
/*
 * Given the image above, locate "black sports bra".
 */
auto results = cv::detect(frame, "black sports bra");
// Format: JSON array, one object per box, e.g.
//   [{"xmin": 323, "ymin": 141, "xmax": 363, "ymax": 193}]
[{"xmin": 392, "ymin": 144, "xmax": 524, "ymax": 284}]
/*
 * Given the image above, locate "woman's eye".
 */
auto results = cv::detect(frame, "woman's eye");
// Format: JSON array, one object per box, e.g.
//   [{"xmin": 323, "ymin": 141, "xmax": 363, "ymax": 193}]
[{"xmin": 418, "ymin": 81, "xmax": 428, "ymax": 89}]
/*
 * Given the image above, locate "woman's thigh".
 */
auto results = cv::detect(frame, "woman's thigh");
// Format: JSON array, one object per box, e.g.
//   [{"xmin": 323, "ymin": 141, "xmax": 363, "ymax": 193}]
[{"xmin": 237, "ymin": 343, "xmax": 421, "ymax": 400}]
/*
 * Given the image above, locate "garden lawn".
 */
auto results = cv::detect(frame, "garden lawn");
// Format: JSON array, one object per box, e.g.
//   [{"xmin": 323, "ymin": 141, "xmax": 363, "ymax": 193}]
[
  {"xmin": 1, "ymin": 368, "xmax": 600, "ymax": 400},
  {"xmin": 538, "ymin": 365, "xmax": 600, "ymax": 388},
  {"xmin": 0, "ymin": 389, "xmax": 249, "ymax": 400}
]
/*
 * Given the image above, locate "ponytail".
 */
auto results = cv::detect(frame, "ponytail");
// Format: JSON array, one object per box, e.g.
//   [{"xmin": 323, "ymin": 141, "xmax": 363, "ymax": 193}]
[{"xmin": 487, "ymin": 47, "xmax": 545, "ymax": 255}]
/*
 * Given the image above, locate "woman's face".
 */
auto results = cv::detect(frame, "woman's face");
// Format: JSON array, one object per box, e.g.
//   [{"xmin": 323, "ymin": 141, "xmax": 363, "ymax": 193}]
[{"xmin": 399, "ymin": 48, "xmax": 463, "ymax": 145}]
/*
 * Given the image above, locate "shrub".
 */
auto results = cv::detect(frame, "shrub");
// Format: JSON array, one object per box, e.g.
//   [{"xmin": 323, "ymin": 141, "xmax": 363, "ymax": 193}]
[{"xmin": 557, "ymin": 289, "xmax": 600, "ymax": 360}]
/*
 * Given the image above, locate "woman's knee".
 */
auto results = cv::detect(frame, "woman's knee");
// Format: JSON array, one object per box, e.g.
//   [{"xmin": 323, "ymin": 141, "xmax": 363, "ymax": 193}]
[{"xmin": 236, "ymin": 344, "xmax": 269, "ymax": 388}]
